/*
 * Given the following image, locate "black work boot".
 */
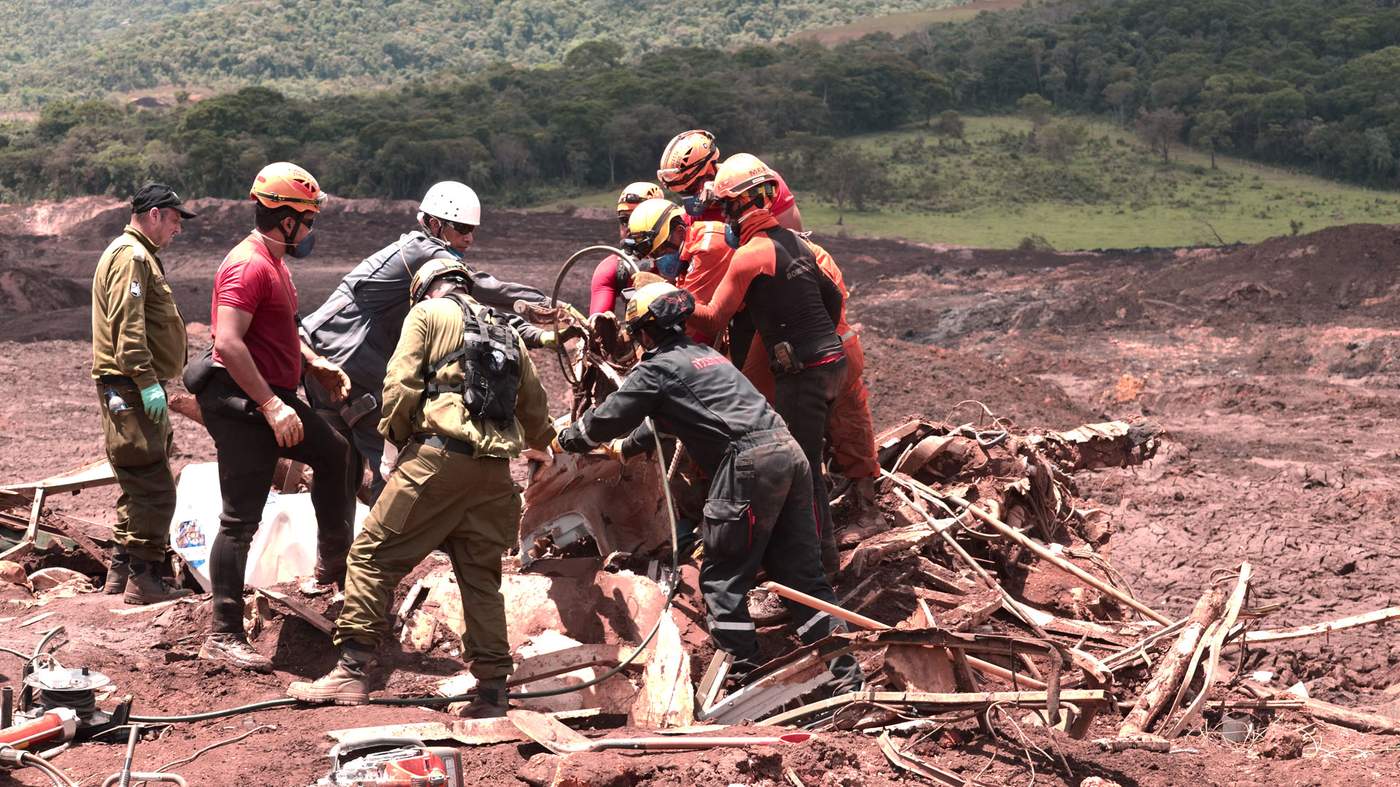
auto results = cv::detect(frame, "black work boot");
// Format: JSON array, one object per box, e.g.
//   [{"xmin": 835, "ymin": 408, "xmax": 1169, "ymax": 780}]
[
  {"xmin": 199, "ymin": 633, "xmax": 273, "ymax": 673},
  {"xmin": 455, "ymin": 677, "xmax": 509, "ymax": 719},
  {"xmin": 287, "ymin": 645, "xmax": 372, "ymax": 705},
  {"xmin": 123, "ymin": 560, "xmax": 193, "ymax": 605},
  {"xmin": 103, "ymin": 549, "xmax": 130, "ymax": 595}
]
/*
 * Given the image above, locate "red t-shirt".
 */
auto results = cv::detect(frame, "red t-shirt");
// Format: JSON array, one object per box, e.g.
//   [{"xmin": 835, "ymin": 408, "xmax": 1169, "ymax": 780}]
[
  {"xmin": 681, "ymin": 172, "xmax": 797, "ymax": 226},
  {"xmin": 590, "ymin": 255, "xmax": 623, "ymax": 315},
  {"xmin": 211, "ymin": 234, "xmax": 302, "ymax": 391}
]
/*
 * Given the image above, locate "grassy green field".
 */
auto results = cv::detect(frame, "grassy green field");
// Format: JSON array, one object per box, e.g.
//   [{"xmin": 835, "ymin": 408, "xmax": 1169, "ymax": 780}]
[{"xmin": 537, "ymin": 115, "xmax": 1400, "ymax": 250}]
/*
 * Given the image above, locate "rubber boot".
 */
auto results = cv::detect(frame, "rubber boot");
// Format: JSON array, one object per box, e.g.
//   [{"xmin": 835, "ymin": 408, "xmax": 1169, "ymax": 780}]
[
  {"xmin": 455, "ymin": 677, "xmax": 509, "ymax": 719},
  {"xmin": 103, "ymin": 548, "xmax": 130, "ymax": 595},
  {"xmin": 123, "ymin": 559, "xmax": 193, "ymax": 605},
  {"xmin": 198, "ymin": 632, "xmax": 273, "ymax": 673},
  {"xmin": 287, "ymin": 645, "xmax": 372, "ymax": 705}
]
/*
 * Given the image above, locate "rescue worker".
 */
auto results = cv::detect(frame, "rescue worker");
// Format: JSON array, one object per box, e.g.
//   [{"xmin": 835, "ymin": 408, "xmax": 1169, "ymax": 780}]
[
  {"xmin": 737, "ymin": 242, "xmax": 884, "ymax": 539},
  {"xmin": 301, "ymin": 181, "xmax": 556, "ymax": 503},
  {"xmin": 589, "ymin": 182, "xmax": 664, "ymax": 316},
  {"xmin": 196, "ymin": 162, "xmax": 354, "ymax": 671},
  {"xmin": 687, "ymin": 154, "xmax": 846, "ymax": 574},
  {"xmin": 621, "ymin": 198, "xmax": 732, "ymax": 346},
  {"xmin": 661, "ymin": 133, "xmax": 882, "ymax": 527},
  {"xmin": 91, "ymin": 183, "xmax": 197, "ymax": 605},
  {"xmin": 657, "ymin": 129, "xmax": 803, "ymax": 231},
  {"xmin": 288, "ymin": 258, "xmax": 554, "ymax": 716},
  {"xmin": 554, "ymin": 282, "xmax": 861, "ymax": 691}
]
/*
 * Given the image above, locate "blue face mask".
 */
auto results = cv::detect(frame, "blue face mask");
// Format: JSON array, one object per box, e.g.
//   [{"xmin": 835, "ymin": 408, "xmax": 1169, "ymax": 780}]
[
  {"xmin": 724, "ymin": 223, "xmax": 740, "ymax": 249},
  {"xmin": 681, "ymin": 194, "xmax": 709, "ymax": 217},
  {"xmin": 655, "ymin": 251, "xmax": 683, "ymax": 281}
]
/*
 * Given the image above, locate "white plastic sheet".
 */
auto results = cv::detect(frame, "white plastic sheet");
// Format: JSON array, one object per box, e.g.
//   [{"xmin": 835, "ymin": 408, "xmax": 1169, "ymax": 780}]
[{"xmin": 170, "ymin": 462, "xmax": 367, "ymax": 591}]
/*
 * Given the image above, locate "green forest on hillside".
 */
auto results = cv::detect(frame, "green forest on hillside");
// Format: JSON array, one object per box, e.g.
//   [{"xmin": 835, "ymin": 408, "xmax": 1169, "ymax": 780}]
[
  {"xmin": 1, "ymin": 0, "xmax": 1398, "ymax": 211},
  {"xmin": 0, "ymin": 0, "xmax": 956, "ymax": 108}
]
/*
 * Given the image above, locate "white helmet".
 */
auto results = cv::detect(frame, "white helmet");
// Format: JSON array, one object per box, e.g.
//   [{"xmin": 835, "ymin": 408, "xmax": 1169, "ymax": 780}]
[{"xmin": 418, "ymin": 181, "xmax": 481, "ymax": 226}]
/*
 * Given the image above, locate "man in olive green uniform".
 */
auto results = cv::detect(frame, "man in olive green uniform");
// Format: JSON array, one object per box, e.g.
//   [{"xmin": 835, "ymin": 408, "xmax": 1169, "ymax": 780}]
[
  {"xmin": 91, "ymin": 183, "xmax": 197, "ymax": 605},
  {"xmin": 288, "ymin": 258, "xmax": 554, "ymax": 717}
]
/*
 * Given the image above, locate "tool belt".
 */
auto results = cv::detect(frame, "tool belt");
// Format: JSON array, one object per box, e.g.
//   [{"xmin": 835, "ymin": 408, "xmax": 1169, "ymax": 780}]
[{"xmin": 411, "ymin": 433, "xmax": 477, "ymax": 456}]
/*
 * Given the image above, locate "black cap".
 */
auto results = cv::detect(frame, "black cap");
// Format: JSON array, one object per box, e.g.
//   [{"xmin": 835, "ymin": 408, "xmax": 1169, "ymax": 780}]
[{"xmin": 131, "ymin": 183, "xmax": 197, "ymax": 218}]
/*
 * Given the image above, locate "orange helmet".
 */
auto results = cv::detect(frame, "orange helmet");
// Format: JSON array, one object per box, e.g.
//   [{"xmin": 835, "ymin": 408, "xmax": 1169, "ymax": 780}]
[
  {"xmin": 657, "ymin": 129, "xmax": 719, "ymax": 194},
  {"xmin": 249, "ymin": 162, "xmax": 325, "ymax": 213},
  {"xmin": 616, "ymin": 182, "xmax": 664, "ymax": 216},
  {"xmin": 712, "ymin": 153, "xmax": 777, "ymax": 201}
]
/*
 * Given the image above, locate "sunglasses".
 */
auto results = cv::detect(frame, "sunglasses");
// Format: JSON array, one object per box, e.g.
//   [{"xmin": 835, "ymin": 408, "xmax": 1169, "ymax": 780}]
[{"xmin": 446, "ymin": 220, "xmax": 475, "ymax": 235}]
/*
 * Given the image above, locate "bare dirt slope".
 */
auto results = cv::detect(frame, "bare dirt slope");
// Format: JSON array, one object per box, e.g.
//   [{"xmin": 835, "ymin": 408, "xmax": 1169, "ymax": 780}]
[{"xmin": 3, "ymin": 202, "xmax": 1400, "ymax": 785}]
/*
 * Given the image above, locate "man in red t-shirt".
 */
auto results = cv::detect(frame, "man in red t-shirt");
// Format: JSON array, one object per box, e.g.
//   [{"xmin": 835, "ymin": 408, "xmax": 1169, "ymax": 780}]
[
  {"xmin": 195, "ymin": 162, "xmax": 355, "ymax": 672},
  {"xmin": 590, "ymin": 182, "xmax": 664, "ymax": 316}
]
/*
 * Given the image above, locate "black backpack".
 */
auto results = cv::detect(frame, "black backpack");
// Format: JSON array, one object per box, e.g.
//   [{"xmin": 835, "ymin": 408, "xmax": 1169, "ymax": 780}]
[{"xmin": 423, "ymin": 293, "xmax": 522, "ymax": 428}]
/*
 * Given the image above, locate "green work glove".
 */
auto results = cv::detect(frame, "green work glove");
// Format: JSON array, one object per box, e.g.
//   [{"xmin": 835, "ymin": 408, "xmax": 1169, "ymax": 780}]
[
  {"xmin": 139, "ymin": 382, "xmax": 168, "ymax": 425},
  {"xmin": 539, "ymin": 330, "xmax": 558, "ymax": 347}
]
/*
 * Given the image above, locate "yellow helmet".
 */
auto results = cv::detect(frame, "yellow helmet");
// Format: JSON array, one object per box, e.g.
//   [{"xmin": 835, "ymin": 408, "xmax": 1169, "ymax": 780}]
[
  {"xmin": 712, "ymin": 153, "xmax": 777, "ymax": 201},
  {"xmin": 657, "ymin": 129, "xmax": 719, "ymax": 194},
  {"xmin": 616, "ymin": 182, "xmax": 664, "ymax": 217},
  {"xmin": 409, "ymin": 258, "xmax": 471, "ymax": 303},
  {"xmin": 249, "ymin": 162, "xmax": 326, "ymax": 213},
  {"xmin": 623, "ymin": 198, "xmax": 684, "ymax": 257},
  {"xmin": 624, "ymin": 280, "xmax": 695, "ymax": 335}
]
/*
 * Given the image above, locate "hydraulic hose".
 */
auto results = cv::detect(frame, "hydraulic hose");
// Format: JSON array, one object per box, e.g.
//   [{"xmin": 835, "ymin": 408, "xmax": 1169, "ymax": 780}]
[{"xmin": 549, "ymin": 244, "xmax": 633, "ymax": 385}]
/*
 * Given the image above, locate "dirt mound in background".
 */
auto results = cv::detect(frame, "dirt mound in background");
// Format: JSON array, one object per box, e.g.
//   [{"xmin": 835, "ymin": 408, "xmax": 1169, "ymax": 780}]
[
  {"xmin": 0, "ymin": 267, "xmax": 88, "ymax": 315},
  {"xmin": 1151, "ymin": 223, "xmax": 1400, "ymax": 327},
  {"xmin": 0, "ymin": 195, "xmax": 124, "ymax": 237}
]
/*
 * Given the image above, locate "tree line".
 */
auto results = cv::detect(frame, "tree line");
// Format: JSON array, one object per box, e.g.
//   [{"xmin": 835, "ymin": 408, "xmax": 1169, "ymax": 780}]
[{"xmin": 1, "ymin": 0, "xmax": 1397, "ymax": 206}]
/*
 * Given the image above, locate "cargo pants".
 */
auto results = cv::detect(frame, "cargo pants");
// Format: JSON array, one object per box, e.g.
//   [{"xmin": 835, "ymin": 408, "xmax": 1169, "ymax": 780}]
[
  {"xmin": 97, "ymin": 378, "xmax": 177, "ymax": 561},
  {"xmin": 334, "ymin": 440, "xmax": 520, "ymax": 681},
  {"xmin": 700, "ymin": 429, "xmax": 861, "ymax": 686},
  {"xmin": 772, "ymin": 358, "xmax": 847, "ymax": 575}
]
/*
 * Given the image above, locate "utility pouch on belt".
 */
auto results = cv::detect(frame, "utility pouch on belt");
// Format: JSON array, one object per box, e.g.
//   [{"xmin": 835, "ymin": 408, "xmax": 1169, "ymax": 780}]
[
  {"xmin": 424, "ymin": 294, "xmax": 522, "ymax": 427},
  {"xmin": 769, "ymin": 341, "xmax": 802, "ymax": 376},
  {"xmin": 340, "ymin": 392, "xmax": 378, "ymax": 428},
  {"xmin": 182, "ymin": 346, "xmax": 216, "ymax": 394}
]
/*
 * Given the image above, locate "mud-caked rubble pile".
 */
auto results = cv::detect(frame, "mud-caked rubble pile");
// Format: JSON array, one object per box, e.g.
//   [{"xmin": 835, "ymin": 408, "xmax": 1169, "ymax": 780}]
[{"xmin": 365, "ymin": 404, "xmax": 1400, "ymax": 783}]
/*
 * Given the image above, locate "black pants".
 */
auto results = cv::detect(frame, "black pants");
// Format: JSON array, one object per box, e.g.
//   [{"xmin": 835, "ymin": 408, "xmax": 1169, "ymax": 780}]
[
  {"xmin": 699, "ymin": 429, "xmax": 860, "ymax": 686},
  {"xmin": 306, "ymin": 377, "xmax": 386, "ymax": 504},
  {"xmin": 196, "ymin": 370, "xmax": 353, "ymax": 634},
  {"xmin": 773, "ymin": 357, "xmax": 847, "ymax": 574}
]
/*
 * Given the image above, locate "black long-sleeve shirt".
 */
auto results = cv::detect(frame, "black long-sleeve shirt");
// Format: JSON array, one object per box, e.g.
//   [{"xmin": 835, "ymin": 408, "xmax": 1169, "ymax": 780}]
[{"xmin": 556, "ymin": 334, "xmax": 785, "ymax": 474}]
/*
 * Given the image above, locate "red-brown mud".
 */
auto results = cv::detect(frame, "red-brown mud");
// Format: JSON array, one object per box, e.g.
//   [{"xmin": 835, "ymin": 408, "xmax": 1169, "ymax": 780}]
[{"xmin": 3, "ymin": 201, "xmax": 1399, "ymax": 785}]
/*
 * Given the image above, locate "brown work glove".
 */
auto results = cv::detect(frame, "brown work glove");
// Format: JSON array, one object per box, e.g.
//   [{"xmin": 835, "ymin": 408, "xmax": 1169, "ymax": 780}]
[{"xmin": 306, "ymin": 356, "xmax": 350, "ymax": 403}]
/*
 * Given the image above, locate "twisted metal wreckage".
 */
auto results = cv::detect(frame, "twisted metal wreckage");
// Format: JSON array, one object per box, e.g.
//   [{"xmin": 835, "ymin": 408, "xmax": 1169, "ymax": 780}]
[{"xmin": 5, "ymin": 264, "xmax": 1400, "ymax": 784}]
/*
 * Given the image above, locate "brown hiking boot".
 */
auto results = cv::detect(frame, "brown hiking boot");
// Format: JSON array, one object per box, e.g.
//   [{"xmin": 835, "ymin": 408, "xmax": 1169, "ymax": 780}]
[
  {"xmin": 123, "ymin": 560, "xmax": 194, "ymax": 605},
  {"xmin": 103, "ymin": 551, "xmax": 130, "ymax": 595},
  {"xmin": 199, "ymin": 633, "xmax": 273, "ymax": 673},
  {"xmin": 454, "ymin": 678, "xmax": 508, "ymax": 719},
  {"xmin": 287, "ymin": 664, "xmax": 369, "ymax": 705}
]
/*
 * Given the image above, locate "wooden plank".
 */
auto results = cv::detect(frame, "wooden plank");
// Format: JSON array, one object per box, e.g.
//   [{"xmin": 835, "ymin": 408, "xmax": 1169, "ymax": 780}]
[
  {"xmin": 629, "ymin": 612, "xmax": 694, "ymax": 728},
  {"xmin": 1244, "ymin": 606, "xmax": 1400, "ymax": 644},
  {"xmin": 111, "ymin": 596, "xmax": 197, "ymax": 616},
  {"xmin": 1163, "ymin": 564, "xmax": 1251, "ymax": 736},
  {"xmin": 1119, "ymin": 582, "xmax": 1228, "ymax": 737},
  {"xmin": 18, "ymin": 611, "xmax": 56, "ymax": 628},
  {"xmin": 257, "ymin": 588, "xmax": 334, "ymax": 635},
  {"xmin": 760, "ymin": 689, "xmax": 1108, "ymax": 727}
]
